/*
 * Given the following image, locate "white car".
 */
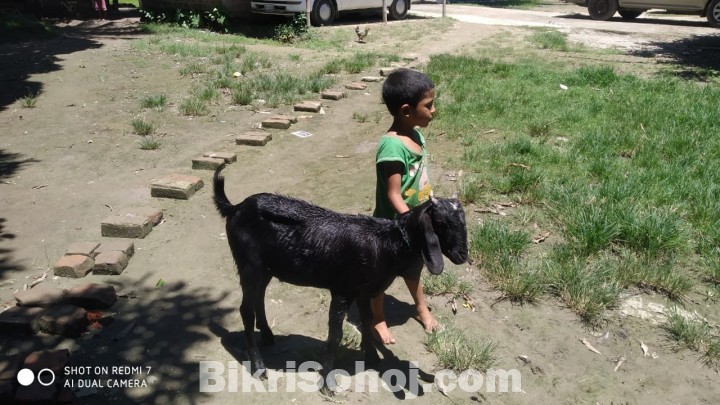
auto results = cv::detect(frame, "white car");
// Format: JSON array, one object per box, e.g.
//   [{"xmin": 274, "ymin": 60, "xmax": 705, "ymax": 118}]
[
  {"xmin": 562, "ymin": 0, "xmax": 720, "ymax": 27},
  {"xmin": 250, "ymin": 0, "xmax": 410, "ymax": 26}
]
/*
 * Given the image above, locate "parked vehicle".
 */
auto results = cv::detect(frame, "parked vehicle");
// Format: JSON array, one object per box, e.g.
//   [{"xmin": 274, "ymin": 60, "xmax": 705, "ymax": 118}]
[
  {"xmin": 562, "ymin": 0, "xmax": 720, "ymax": 28},
  {"xmin": 250, "ymin": 0, "xmax": 410, "ymax": 26}
]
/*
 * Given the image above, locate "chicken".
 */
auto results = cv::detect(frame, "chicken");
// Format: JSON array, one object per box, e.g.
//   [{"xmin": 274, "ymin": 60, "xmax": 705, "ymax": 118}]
[{"xmin": 355, "ymin": 26, "xmax": 370, "ymax": 43}]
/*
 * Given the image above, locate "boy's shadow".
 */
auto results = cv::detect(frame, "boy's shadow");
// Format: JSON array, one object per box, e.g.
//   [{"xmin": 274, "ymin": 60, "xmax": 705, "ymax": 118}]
[{"xmin": 209, "ymin": 294, "xmax": 434, "ymax": 399}]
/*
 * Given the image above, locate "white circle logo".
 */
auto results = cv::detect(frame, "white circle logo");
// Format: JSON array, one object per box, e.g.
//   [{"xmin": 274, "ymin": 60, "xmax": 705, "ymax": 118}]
[
  {"xmin": 37, "ymin": 368, "xmax": 56, "ymax": 386},
  {"xmin": 17, "ymin": 368, "xmax": 34, "ymax": 386}
]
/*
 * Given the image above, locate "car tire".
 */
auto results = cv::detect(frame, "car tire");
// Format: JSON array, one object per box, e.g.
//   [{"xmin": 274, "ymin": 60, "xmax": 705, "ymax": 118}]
[
  {"xmin": 587, "ymin": 0, "xmax": 618, "ymax": 21},
  {"xmin": 618, "ymin": 9, "xmax": 643, "ymax": 20},
  {"xmin": 311, "ymin": 0, "xmax": 336, "ymax": 27},
  {"xmin": 708, "ymin": 0, "xmax": 720, "ymax": 28},
  {"xmin": 388, "ymin": 0, "xmax": 409, "ymax": 20}
]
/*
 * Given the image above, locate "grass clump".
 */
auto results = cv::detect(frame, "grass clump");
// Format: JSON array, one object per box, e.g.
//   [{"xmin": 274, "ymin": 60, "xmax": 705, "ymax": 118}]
[
  {"xmin": 139, "ymin": 136, "xmax": 161, "ymax": 150},
  {"xmin": 131, "ymin": 118, "xmax": 155, "ymax": 136},
  {"xmin": 179, "ymin": 98, "xmax": 209, "ymax": 116},
  {"xmin": 140, "ymin": 94, "xmax": 167, "ymax": 110},
  {"xmin": 19, "ymin": 93, "xmax": 39, "ymax": 108},
  {"xmin": 426, "ymin": 326, "xmax": 497, "ymax": 371}
]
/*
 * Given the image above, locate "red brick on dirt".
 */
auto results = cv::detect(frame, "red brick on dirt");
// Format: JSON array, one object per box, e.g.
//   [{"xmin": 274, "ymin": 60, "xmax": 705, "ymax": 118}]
[
  {"xmin": 321, "ymin": 90, "xmax": 346, "ymax": 100},
  {"xmin": 203, "ymin": 151, "xmax": 237, "ymax": 163},
  {"xmin": 37, "ymin": 305, "xmax": 88, "ymax": 337},
  {"xmin": 53, "ymin": 255, "xmax": 94, "ymax": 278},
  {"xmin": 126, "ymin": 207, "xmax": 164, "ymax": 225},
  {"xmin": 293, "ymin": 100, "xmax": 323, "ymax": 112},
  {"xmin": 0, "ymin": 306, "xmax": 44, "ymax": 334},
  {"xmin": 64, "ymin": 241, "xmax": 100, "ymax": 257},
  {"xmin": 92, "ymin": 251, "xmax": 129, "ymax": 275},
  {"xmin": 236, "ymin": 132, "xmax": 272, "ymax": 146},
  {"xmin": 65, "ymin": 283, "xmax": 117, "ymax": 310},
  {"xmin": 14, "ymin": 286, "xmax": 67, "ymax": 307},
  {"xmin": 150, "ymin": 174, "xmax": 204, "ymax": 200},
  {"xmin": 192, "ymin": 156, "xmax": 226, "ymax": 170},
  {"xmin": 101, "ymin": 214, "xmax": 152, "ymax": 239},
  {"xmin": 95, "ymin": 239, "xmax": 134, "ymax": 258},
  {"xmin": 345, "ymin": 82, "xmax": 368, "ymax": 90},
  {"xmin": 261, "ymin": 117, "xmax": 292, "ymax": 129},
  {"xmin": 268, "ymin": 114, "xmax": 298, "ymax": 123}
]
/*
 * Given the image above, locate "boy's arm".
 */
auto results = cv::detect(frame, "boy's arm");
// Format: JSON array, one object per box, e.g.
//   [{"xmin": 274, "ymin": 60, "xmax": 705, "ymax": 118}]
[{"xmin": 381, "ymin": 162, "xmax": 410, "ymax": 215}]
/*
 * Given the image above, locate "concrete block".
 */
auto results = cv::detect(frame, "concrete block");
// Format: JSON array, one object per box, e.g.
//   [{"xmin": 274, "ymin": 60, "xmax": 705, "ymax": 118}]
[
  {"xmin": 380, "ymin": 67, "xmax": 398, "ymax": 76},
  {"xmin": 321, "ymin": 90, "xmax": 346, "ymax": 100},
  {"xmin": 361, "ymin": 76, "xmax": 383, "ymax": 82},
  {"xmin": 0, "ymin": 306, "xmax": 44, "ymax": 334},
  {"xmin": 293, "ymin": 100, "xmax": 323, "ymax": 113},
  {"xmin": 65, "ymin": 242, "xmax": 100, "ymax": 257},
  {"xmin": 236, "ymin": 132, "xmax": 272, "ymax": 146},
  {"xmin": 150, "ymin": 174, "xmax": 204, "ymax": 200},
  {"xmin": 262, "ymin": 118, "xmax": 292, "ymax": 129},
  {"xmin": 14, "ymin": 286, "xmax": 67, "ymax": 307},
  {"xmin": 203, "ymin": 151, "xmax": 237, "ymax": 163},
  {"xmin": 53, "ymin": 255, "xmax": 94, "ymax": 278},
  {"xmin": 92, "ymin": 251, "xmax": 129, "ymax": 275},
  {"xmin": 192, "ymin": 156, "xmax": 225, "ymax": 170},
  {"xmin": 95, "ymin": 240, "xmax": 134, "ymax": 258},
  {"xmin": 345, "ymin": 82, "xmax": 367, "ymax": 90},
  {"xmin": 37, "ymin": 305, "xmax": 88, "ymax": 337},
  {"xmin": 66, "ymin": 283, "xmax": 118, "ymax": 310}
]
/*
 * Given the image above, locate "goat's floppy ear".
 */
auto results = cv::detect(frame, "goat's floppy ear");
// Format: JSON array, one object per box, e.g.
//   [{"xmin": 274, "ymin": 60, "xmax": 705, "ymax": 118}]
[{"xmin": 418, "ymin": 206, "xmax": 444, "ymax": 275}]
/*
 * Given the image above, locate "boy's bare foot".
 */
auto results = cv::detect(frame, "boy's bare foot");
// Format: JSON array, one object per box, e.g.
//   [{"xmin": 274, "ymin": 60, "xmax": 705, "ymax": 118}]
[
  {"xmin": 415, "ymin": 307, "xmax": 439, "ymax": 333},
  {"xmin": 372, "ymin": 321, "xmax": 396, "ymax": 345}
]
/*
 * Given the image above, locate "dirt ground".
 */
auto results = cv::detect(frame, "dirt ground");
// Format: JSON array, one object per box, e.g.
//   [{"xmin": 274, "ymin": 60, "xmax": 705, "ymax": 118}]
[{"xmin": 1, "ymin": 2, "xmax": 719, "ymax": 404}]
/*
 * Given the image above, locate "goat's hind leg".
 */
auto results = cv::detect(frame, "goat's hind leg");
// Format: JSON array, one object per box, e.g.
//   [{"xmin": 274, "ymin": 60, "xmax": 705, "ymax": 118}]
[
  {"xmin": 239, "ymin": 276, "xmax": 268, "ymax": 379},
  {"xmin": 254, "ymin": 272, "xmax": 274, "ymax": 346}
]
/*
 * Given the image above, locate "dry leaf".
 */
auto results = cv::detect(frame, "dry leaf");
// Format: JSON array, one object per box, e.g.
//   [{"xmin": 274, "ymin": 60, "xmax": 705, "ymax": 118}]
[
  {"xmin": 533, "ymin": 232, "xmax": 550, "ymax": 244},
  {"xmin": 613, "ymin": 355, "xmax": 626, "ymax": 372},
  {"xmin": 509, "ymin": 163, "xmax": 530, "ymax": 169},
  {"xmin": 640, "ymin": 341, "xmax": 649, "ymax": 356},
  {"xmin": 581, "ymin": 338, "xmax": 602, "ymax": 355}
]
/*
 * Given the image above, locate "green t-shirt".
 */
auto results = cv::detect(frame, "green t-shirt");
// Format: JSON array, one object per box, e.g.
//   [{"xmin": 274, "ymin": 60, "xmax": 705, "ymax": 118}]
[{"xmin": 373, "ymin": 130, "xmax": 432, "ymax": 219}]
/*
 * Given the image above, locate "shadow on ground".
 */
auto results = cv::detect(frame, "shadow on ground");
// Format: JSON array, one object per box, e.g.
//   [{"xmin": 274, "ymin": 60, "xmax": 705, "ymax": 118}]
[{"xmin": 628, "ymin": 34, "xmax": 720, "ymax": 79}]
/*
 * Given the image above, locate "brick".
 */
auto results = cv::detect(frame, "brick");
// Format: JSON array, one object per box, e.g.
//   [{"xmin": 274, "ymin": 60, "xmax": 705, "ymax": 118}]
[
  {"xmin": 236, "ymin": 132, "xmax": 272, "ymax": 146},
  {"xmin": 345, "ymin": 82, "xmax": 367, "ymax": 90},
  {"xmin": 92, "ymin": 251, "xmax": 129, "ymax": 275},
  {"xmin": 261, "ymin": 118, "xmax": 292, "ymax": 129},
  {"xmin": 96, "ymin": 240, "xmax": 134, "ymax": 258},
  {"xmin": 127, "ymin": 207, "xmax": 163, "ymax": 226},
  {"xmin": 192, "ymin": 156, "xmax": 225, "ymax": 170},
  {"xmin": 203, "ymin": 151, "xmax": 237, "ymax": 163},
  {"xmin": 65, "ymin": 242, "xmax": 100, "ymax": 257},
  {"xmin": 101, "ymin": 214, "xmax": 152, "ymax": 239},
  {"xmin": 389, "ymin": 62, "xmax": 405, "ymax": 68},
  {"xmin": 53, "ymin": 255, "xmax": 94, "ymax": 278},
  {"xmin": 402, "ymin": 53, "xmax": 419, "ymax": 61},
  {"xmin": 14, "ymin": 286, "xmax": 67, "ymax": 308},
  {"xmin": 37, "ymin": 305, "xmax": 88, "ymax": 337},
  {"xmin": 293, "ymin": 100, "xmax": 322, "ymax": 113},
  {"xmin": 269, "ymin": 114, "xmax": 297, "ymax": 124},
  {"xmin": 320, "ymin": 90, "xmax": 345, "ymax": 100},
  {"xmin": 361, "ymin": 76, "xmax": 383, "ymax": 82},
  {"xmin": 380, "ymin": 67, "xmax": 398, "ymax": 77},
  {"xmin": 150, "ymin": 174, "xmax": 204, "ymax": 200},
  {"xmin": 0, "ymin": 306, "xmax": 44, "ymax": 334},
  {"xmin": 66, "ymin": 283, "xmax": 117, "ymax": 310}
]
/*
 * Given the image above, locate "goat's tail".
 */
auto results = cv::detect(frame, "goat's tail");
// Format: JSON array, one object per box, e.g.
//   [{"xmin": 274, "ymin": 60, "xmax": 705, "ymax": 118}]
[{"xmin": 213, "ymin": 167, "xmax": 236, "ymax": 219}]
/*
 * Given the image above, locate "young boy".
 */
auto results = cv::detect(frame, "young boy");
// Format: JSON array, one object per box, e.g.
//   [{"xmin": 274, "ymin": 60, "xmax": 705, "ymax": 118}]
[{"xmin": 372, "ymin": 68, "xmax": 438, "ymax": 345}]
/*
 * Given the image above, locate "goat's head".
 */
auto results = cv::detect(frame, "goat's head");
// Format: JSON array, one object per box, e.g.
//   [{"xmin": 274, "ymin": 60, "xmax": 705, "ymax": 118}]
[{"xmin": 406, "ymin": 197, "xmax": 469, "ymax": 275}]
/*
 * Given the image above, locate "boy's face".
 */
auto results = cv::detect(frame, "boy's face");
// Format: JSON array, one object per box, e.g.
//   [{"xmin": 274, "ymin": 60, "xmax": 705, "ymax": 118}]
[{"xmin": 407, "ymin": 88, "xmax": 436, "ymax": 128}]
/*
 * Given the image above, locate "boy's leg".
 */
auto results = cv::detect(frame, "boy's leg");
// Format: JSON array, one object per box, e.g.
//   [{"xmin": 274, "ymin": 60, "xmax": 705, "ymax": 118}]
[
  {"xmin": 404, "ymin": 277, "xmax": 438, "ymax": 332},
  {"xmin": 371, "ymin": 293, "xmax": 395, "ymax": 344}
]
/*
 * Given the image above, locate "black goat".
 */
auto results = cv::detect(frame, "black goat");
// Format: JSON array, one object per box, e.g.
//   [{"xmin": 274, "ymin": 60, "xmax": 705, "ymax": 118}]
[{"xmin": 213, "ymin": 167, "xmax": 469, "ymax": 385}]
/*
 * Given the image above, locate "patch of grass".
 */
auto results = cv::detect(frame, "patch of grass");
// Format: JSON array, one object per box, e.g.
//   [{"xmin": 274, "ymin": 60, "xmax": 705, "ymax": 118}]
[
  {"xmin": 288, "ymin": 53, "xmax": 301, "ymax": 62},
  {"xmin": 180, "ymin": 62, "xmax": 207, "ymax": 76},
  {"xmin": 179, "ymin": 97, "xmax": 209, "ymax": 116},
  {"xmin": 352, "ymin": 112, "xmax": 369, "ymax": 123},
  {"xmin": 426, "ymin": 326, "xmax": 497, "ymax": 371},
  {"xmin": 527, "ymin": 29, "xmax": 581, "ymax": 52},
  {"xmin": 131, "ymin": 118, "xmax": 155, "ymax": 136},
  {"xmin": 19, "ymin": 93, "xmax": 39, "ymax": 108},
  {"xmin": 139, "ymin": 136, "xmax": 161, "ymax": 150},
  {"xmin": 140, "ymin": 94, "xmax": 167, "ymax": 110},
  {"xmin": 664, "ymin": 309, "xmax": 713, "ymax": 351},
  {"xmin": 195, "ymin": 83, "xmax": 219, "ymax": 101},
  {"xmin": 422, "ymin": 271, "xmax": 472, "ymax": 297},
  {"xmin": 702, "ymin": 339, "xmax": 720, "ymax": 371},
  {"xmin": 470, "ymin": 220, "xmax": 529, "ymax": 261},
  {"xmin": 322, "ymin": 52, "xmax": 400, "ymax": 75}
]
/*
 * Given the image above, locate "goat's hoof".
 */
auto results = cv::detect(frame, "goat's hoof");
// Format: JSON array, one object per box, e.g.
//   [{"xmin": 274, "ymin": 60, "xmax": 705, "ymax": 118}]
[{"xmin": 319, "ymin": 384, "xmax": 335, "ymax": 397}]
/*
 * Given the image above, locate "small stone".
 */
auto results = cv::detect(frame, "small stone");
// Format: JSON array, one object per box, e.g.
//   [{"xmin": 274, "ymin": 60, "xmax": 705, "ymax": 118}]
[
  {"xmin": 321, "ymin": 90, "xmax": 346, "ymax": 100},
  {"xmin": 14, "ymin": 286, "xmax": 67, "ymax": 307},
  {"xmin": 236, "ymin": 132, "xmax": 272, "ymax": 146},
  {"xmin": 95, "ymin": 240, "xmax": 134, "ymax": 258},
  {"xmin": 53, "ymin": 255, "xmax": 94, "ymax": 278},
  {"xmin": 345, "ymin": 82, "xmax": 368, "ymax": 90},
  {"xmin": 0, "ymin": 306, "xmax": 44, "ymax": 334},
  {"xmin": 37, "ymin": 305, "xmax": 88, "ymax": 337},
  {"xmin": 151, "ymin": 174, "xmax": 204, "ymax": 200},
  {"xmin": 293, "ymin": 100, "xmax": 323, "ymax": 113},
  {"xmin": 65, "ymin": 242, "xmax": 100, "ymax": 257},
  {"xmin": 192, "ymin": 156, "xmax": 226, "ymax": 170},
  {"xmin": 379, "ymin": 67, "xmax": 398, "ymax": 76},
  {"xmin": 93, "ymin": 251, "xmax": 129, "ymax": 275},
  {"xmin": 204, "ymin": 151, "xmax": 237, "ymax": 163},
  {"xmin": 262, "ymin": 118, "xmax": 292, "ymax": 129},
  {"xmin": 361, "ymin": 76, "xmax": 383, "ymax": 82},
  {"xmin": 65, "ymin": 283, "xmax": 118, "ymax": 310}
]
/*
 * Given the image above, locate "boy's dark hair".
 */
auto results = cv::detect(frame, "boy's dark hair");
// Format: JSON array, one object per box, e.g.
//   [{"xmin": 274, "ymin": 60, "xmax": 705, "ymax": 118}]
[{"xmin": 382, "ymin": 68, "xmax": 435, "ymax": 116}]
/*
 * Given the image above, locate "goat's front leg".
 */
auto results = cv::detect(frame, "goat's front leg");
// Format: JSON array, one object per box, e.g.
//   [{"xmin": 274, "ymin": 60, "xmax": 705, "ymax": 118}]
[
  {"xmin": 321, "ymin": 293, "xmax": 351, "ymax": 390},
  {"xmin": 356, "ymin": 296, "xmax": 381, "ymax": 366}
]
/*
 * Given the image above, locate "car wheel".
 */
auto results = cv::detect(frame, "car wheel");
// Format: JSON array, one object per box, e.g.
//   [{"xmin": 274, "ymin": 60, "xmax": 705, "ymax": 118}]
[
  {"xmin": 587, "ymin": 0, "xmax": 618, "ymax": 20},
  {"xmin": 618, "ymin": 9, "xmax": 643, "ymax": 20},
  {"xmin": 389, "ymin": 0, "xmax": 409, "ymax": 20},
  {"xmin": 708, "ymin": 0, "xmax": 720, "ymax": 28},
  {"xmin": 311, "ymin": 0, "xmax": 336, "ymax": 27}
]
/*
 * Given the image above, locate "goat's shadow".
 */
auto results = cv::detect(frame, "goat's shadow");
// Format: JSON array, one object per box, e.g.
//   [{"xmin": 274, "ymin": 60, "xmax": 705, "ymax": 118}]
[{"xmin": 209, "ymin": 295, "xmax": 434, "ymax": 399}]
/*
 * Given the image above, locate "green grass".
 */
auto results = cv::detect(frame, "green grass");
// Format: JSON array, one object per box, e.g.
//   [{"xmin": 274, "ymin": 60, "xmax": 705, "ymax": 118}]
[
  {"xmin": 426, "ymin": 326, "xmax": 497, "ymax": 371},
  {"xmin": 664, "ymin": 309, "xmax": 713, "ymax": 351},
  {"xmin": 179, "ymin": 98, "xmax": 209, "ymax": 116},
  {"xmin": 131, "ymin": 118, "xmax": 155, "ymax": 136},
  {"xmin": 527, "ymin": 29, "xmax": 582, "ymax": 52},
  {"xmin": 139, "ymin": 136, "xmax": 161, "ymax": 150},
  {"xmin": 322, "ymin": 52, "xmax": 400, "ymax": 75},
  {"xmin": 19, "ymin": 93, "xmax": 39, "ymax": 108},
  {"xmin": 0, "ymin": 13, "xmax": 55, "ymax": 43},
  {"xmin": 140, "ymin": 94, "xmax": 167, "ymax": 110},
  {"xmin": 422, "ymin": 271, "xmax": 473, "ymax": 298}
]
